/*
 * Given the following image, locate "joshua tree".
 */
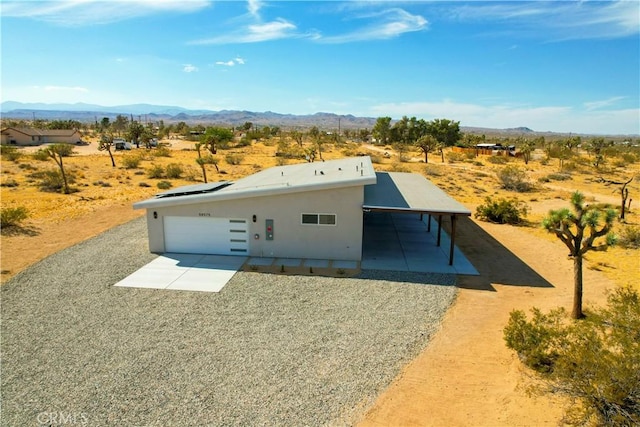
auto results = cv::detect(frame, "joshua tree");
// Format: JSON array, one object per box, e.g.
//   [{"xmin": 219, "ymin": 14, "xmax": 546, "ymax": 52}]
[
  {"xmin": 98, "ymin": 132, "xmax": 116, "ymax": 167},
  {"xmin": 195, "ymin": 142, "xmax": 218, "ymax": 183},
  {"xmin": 41, "ymin": 144, "xmax": 74, "ymax": 194},
  {"xmin": 596, "ymin": 176, "xmax": 635, "ymax": 220},
  {"xmin": 542, "ymin": 192, "xmax": 617, "ymax": 319}
]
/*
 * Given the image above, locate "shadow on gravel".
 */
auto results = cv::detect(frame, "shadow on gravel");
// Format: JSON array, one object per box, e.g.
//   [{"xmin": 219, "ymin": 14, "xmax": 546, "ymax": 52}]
[{"xmin": 440, "ymin": 216, "xmax": 554, "ymax": 292}]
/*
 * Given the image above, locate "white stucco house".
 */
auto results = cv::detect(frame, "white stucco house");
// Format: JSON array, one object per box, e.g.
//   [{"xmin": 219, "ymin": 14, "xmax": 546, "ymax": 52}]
[
  {"xmin": 133, "ymin": 156, "xmax": 471, "ymax": 263},
  {"xmin": 1, "ymin": 127, "xmax": 83, "ymax": 146}
]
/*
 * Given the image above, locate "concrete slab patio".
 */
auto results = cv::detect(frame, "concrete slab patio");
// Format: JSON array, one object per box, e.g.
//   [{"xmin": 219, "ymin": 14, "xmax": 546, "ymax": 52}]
[
  {"xmin": 361, "ymin": 212, "xmax": 478, "ymax": 275},
  {"xmin": 114, "ymin": 253, "xmax": 247, "ymax": 292}
]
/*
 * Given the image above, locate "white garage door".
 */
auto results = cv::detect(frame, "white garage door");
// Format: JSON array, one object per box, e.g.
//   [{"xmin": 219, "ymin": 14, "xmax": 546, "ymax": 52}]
[{"xmin": 163, "ymin": 216, "xmax": 248, "ymax": 255}]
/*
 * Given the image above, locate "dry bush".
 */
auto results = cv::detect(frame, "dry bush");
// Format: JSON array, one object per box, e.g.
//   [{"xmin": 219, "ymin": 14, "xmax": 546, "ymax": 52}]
[
  {"xmin": 147, "ymin": 164, "xmax": 164, "ymax": 179},
  {"xmin": 487, "ymin": 155, "xmax": 508, "ymax": 164},
  {"xmin": 225, "ymin": 153, "xmax": 244, "ymax": 165},
  {"xmin": 1, "ymin": 206, "xmax": 29, "ymax": 228},
  {"xmin": 152, "ymin": 146, "xmax": 172, "ymax": 157},
  {"xmin": 0, "ymin": 145, "xmax": 21, "ymax": 162},
  {"xmin": 157, "ymin": 180, "xmax": 172, "ymax": 190},
  {"xmin": 497, "ymin": 165, "xmax": 533, "ymax": 192},
  {"xmin": 618, "ymin": 226, "xmax": 640, "ymax": 249},
  {"xmin": 389, "ymin": 163, "xmax": 410, "ymax": 173},
  {"xmin": 446, "ymin": 151, "xmax": 465, "ymax": 163},
  {"xmin": 475, "ymin": 197, "xmax": 529, "ymax": 224},
  {"xmin": 122, "ymin": 154, "xmax": 141, "ymax": 169},
  {"xmin": 165, "ymin": 163, "xmax": 183, "ymax": 179}
]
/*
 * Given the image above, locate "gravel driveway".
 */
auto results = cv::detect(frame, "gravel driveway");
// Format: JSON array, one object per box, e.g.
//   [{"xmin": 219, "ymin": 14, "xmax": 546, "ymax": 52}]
[{"xmin": 1, "ymin": 217, "xmax": 456, "ymax": 426}]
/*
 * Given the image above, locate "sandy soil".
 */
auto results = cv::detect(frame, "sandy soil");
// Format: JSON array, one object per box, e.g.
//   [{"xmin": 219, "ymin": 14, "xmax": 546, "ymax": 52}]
[
  {"xmin": 2, "ymin": 138, "xmax": 638, "ymax": 425},
  {"xmin": 358, "ymin": 217, "xmax": 617, "ymax": 426}
]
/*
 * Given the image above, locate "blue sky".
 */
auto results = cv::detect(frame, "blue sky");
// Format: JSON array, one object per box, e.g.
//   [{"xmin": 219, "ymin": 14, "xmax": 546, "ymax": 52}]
[{"xmin": 1, "ymin": 0, "xmax": 638, "ymax": 134}]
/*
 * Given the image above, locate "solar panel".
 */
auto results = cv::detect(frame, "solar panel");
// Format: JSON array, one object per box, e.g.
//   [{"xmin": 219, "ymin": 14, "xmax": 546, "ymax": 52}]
[{"xmin": 155, "ymin": 182, "xmax": 232, "ymax": 198}]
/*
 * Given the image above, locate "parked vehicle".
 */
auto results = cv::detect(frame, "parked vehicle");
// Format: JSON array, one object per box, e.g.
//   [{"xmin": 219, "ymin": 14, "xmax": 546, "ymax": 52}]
[{"xmin": 113, "ymin": 138, "xmax": 132, "ymax": 150}]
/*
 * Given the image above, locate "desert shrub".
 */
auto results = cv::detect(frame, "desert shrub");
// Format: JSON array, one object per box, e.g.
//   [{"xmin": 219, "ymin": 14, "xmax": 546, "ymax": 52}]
[
  {"xmin": 369, "ymin": 154, "xmax": 383, "ymax": 164},
  {"xmin": 182, "ymin": 165, "xmax": 200, "ymax": 181},
  {"xmin": 618, "ymin": 226, "xmax": 640, "ymax": 249},
  {"xmin": 398, "ymin": 153, "xmax": 412, "ymax": 163},
  {"xmin": 464, "ymin": 151, "xmax": 476, "ymax": 161},
  {"xmin": 147, "ymin": 164, "xmax": 164, "ymax": 179},
  {"xmin": 32, "ymin": 150, "xmax": 50, "ymax": 161},
  {"xmin": 1, "ymin": 178, "xmax": 19, "ymax": 188},
  {"xmin": 389, "ymin": 163, "xmax": 410, "ymax": 173},
  {"xmin": 236, "ymin": 137, "xmax": 251, "ymax": 147},
  {"xmin": 487, "ymin": 155, "xmax": 508, "ymax": 164},
  {"xmin": 122, "ymin": 154, "xmax": 141, "ymax": 169},
  {"xmin": 0, "ymin": 145, "xmax": 21, "ymax": 162},
  {"xmin": 545, "ymin": 173, "xmax": 571, "ymax": 181},
  {"xmin": 165, "ymin": 163, "xmax": 183, "ymax": 179},
  {"xmin": 152, "ymin": 146, "xmax": 171, "ymax": 157},
  {"xmin": 225, "ymin": 153, "xmax": 244, "ymax": 165},
  {"xmin": 497, "ymin": 165, "xmax": 532, "ymax": 192},
  {"xmin": 92, "ymin": 180, "xmax": 111, "ymax": 187},
  {"xmin": 1, "ymin": 206, "xmax": 29, "ymax": 228},
  {"xmin": 446, "ymin": 151, "xmax": 465, "ymax": 163},
  {"xmin": 504, "ymin": 307, "xmax": 563, "ymax": 372},
  {"xmin": 504, "ymin": 287, "xmax": 640, "ymax": 426},
  {"xmin": 18, "ymin": 163, "xmax": 37, "ymax": 171},
  {"xmin": 34, "ymin": 169, "xmax": 77, "ymax": 193},
  {"xmin": 620, "ymin": 152, "xmax": 637, "ymax": 164},
  {"xmin": 157, "ymin": 180, "xmax": 172, "ymax": 190},
  {"xmin": 475, "ymin": 197, "xmax": 529, "ymax": 224},
  {"xmin": 424, "ymin": 164, "xmax": 443, "ymax": 177},
  {"xmin": 139, "ymin": 182, "xmax": 151, "ymax": 188}
]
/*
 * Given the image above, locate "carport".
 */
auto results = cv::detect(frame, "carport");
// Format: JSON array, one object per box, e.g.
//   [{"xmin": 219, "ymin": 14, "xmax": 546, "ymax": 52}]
[{"xmin": 363, "ymin": 172, "xmax": 472, "ymax": 266}]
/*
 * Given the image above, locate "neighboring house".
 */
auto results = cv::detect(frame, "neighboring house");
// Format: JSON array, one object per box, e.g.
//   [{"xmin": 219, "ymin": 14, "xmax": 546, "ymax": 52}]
[
  {"xmin": 0, "ymin": 127, "xmax": 83, "ymax": 146},
  {"xmin": 133, "ymin": 156, "xmax": 471, "ymax": 262}
]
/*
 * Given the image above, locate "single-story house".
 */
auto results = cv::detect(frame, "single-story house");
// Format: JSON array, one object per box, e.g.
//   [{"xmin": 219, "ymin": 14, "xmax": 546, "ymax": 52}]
[
  {"xmin": 133, "ymin": 156, "xmax": 471, "ymax": 263},
  {"xmin": 0, "ymin": 127, "xmax": 83, "ymax": 146}
]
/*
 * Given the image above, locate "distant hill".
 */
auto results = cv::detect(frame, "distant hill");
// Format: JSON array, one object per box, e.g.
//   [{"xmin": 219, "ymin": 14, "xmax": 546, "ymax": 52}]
[
  {"xmin": 2, "ymin": 101, "xmax": 631, "ymax": 137},
  {"xmin": 1, "ymin": 101, "xmax": 379, "ymax": 130}
]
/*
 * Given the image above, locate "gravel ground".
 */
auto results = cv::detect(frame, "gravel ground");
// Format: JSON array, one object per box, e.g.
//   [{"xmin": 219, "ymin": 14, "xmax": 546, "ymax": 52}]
[{"xmin": 1, "ymin": 217, "xmax": 456, "ymax": 426}]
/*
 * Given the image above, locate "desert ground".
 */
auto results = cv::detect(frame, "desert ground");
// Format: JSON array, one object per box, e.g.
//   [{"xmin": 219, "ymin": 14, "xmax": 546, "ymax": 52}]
[{"xmin": 1, "ymin": 135, "xmax": 639, "ymax": 425}]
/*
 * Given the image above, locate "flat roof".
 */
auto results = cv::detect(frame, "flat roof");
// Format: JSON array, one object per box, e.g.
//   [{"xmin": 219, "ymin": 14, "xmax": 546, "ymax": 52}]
[
  {"xmin": 363, "ymin": 172, "xmax": 471, "ymax": 216},
  {"xmin": 134, "ymin": 156, "xmax": 376, "ymax": 210}
]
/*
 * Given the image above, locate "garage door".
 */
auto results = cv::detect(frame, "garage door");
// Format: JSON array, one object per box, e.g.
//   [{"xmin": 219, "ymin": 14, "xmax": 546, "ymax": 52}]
[{"xmin": 163, "ymin": 216, "xmax": 248, "ymax": 255}]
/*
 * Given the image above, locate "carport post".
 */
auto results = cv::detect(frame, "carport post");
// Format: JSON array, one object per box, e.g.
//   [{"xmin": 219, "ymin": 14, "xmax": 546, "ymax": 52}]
[
  {"xmin": 449, "ymin": 215, "xmax": 457, "ymax": 265},
  {"xmin": 427, "ymin": 214, "xmax": 432, "ymax": 232},
  {"xmin": 436, "ymin": 215, "xmax": 442, "ymax": 246}
]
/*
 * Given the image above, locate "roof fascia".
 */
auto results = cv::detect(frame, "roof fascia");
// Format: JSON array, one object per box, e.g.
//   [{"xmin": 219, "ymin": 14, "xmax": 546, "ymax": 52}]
[{"xmin": 133, "ymin": 175, "xmax": 376, "ymax": 210}]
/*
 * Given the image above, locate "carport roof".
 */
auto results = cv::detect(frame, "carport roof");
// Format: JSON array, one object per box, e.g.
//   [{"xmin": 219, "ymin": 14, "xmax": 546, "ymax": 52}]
[{"xmin": 364, "ymin": 172, "xmax": 471, "ymax": 216}]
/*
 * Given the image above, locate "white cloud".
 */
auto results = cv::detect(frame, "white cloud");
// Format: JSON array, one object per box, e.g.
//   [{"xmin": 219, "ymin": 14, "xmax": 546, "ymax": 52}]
[
  {"xmin": 448, "ymin": 1, "xmax": 639, "ymax": 41},
  {"xmin": 183, "ymin": 64, "xmax": 199, "ymax": 73},
  {"xmin": 247, "ymin": 0, "xmax": 263, "ymax": 19},
  {"xmin": 320, "ymin": 8, "xmax": 428, "ymax": 43},
  {"xmin": 191, "ymin": 18, "xmax": 301, "ymax": 44},
  {"xmin": 44, "ymin": 85, "xmax": 89, "ymax": 93},
  {"xmin": 215, "ymin": 57, "xmax": 246, "ymax": 67},
  {"xmin": 583, "ymin": 96, "xmax": 627, "ymax": 111},
  {"xmin": 1, "ymin": 0, "xmax": 211, "ymax": 26},
  {"xmin": 368, "ymin": 99, "xmax": 639, "ymax": 135}
]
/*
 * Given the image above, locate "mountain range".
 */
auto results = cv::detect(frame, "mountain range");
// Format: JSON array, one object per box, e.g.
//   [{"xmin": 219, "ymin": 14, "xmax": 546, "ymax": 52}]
[{"xmin": 0, "ymin": 101, "xmax": 595, "ymax": 137}]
